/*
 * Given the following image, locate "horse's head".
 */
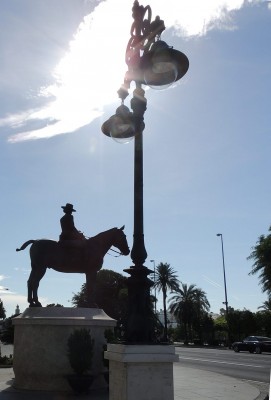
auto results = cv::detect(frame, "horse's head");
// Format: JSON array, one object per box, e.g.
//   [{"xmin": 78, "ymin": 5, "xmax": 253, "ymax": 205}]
[{"xmin": 113, "ymin": 226, "xmax": 130, "ymax": 256}]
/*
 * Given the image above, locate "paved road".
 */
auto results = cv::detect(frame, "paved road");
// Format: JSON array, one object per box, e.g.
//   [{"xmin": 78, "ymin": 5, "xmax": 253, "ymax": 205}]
[{"xmin": 176, "ymin": 347, "xmax": 271, "ymax": 385}]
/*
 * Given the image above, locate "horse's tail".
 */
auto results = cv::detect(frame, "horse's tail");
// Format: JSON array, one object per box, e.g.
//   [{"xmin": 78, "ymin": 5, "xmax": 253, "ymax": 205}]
[{"xmin": 16, "ymin": 240, "xmax": 35, "ymax": 252}]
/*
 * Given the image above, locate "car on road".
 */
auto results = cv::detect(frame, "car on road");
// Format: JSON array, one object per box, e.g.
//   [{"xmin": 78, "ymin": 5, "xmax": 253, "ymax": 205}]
[{"xmin": 232, "ymin": 336, "xmax": 271, "ymax": 354}]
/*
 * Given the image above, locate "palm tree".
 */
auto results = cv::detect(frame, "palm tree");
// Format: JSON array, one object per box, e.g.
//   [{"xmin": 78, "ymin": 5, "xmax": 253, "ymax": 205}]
[
  {"xmin": 153, "ymin": 263, "xmax": 179, "ymax": 341},
  {"xmin": 192, "ymin": 288, "xmax": 210, "ymax": 343},
  {"xmin": 193, "ymin": 288, "xmax": 210, "ymax": 315},
  {"xmin": 248, "ymin": 227, "xmax": 271, "ymax": 294},
  {"xmin": 169, "ymin": 283, "xmax": 197, "ymax": 344},
  {"xmin": 258, "ymin": 298, "xmax": 271, "ymax": 311},
  {"xmin": 169, "ymin": 283, "xmax": 210, "ymax": 344}
]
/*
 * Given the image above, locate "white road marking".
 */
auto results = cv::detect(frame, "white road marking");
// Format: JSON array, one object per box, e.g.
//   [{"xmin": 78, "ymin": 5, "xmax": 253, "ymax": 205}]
[{"xmin": 178, "ymin": 355, "xmax": 264, "ymax": 368}]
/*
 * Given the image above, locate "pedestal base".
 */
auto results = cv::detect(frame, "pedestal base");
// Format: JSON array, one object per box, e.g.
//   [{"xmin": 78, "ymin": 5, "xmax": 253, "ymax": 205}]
[
  {"xmin": 105, "ymin": 344, "xmax": 178, "ymax": 400},
  {"xmin": 13, "ymin": 307, "xmax": 116, "ymax": 391}
]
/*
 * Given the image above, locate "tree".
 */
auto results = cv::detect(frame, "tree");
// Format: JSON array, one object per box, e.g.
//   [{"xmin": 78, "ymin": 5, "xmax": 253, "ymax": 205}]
[
  {"xmin": 255, "ymin": 310, "xmax": 271, "ymax": 337},
  {"xmin": 72, "ymin": 269, "xmax": 128, "ymax": 328},
  {"xmin": 248, "ymin": 226, "xmax": 271, "ymax": 294},
  {"xmin": 0, "ymin": 314, "xmax": 17, "ymax": 344},
  {"xmin": 0, "ymin": 299, "xmax": 6, "ymax": 320},
  {"xmin": 46, "ymin": 303, "xmax": 63, "ymax": 307},
  {"xmin": 213, "ymin": 315, "xmax": 228, "ymax": 345},
  {"xmin": 191, "ymin": 289, "xmax": 210, "ymax": 343},
  {"xmin": 153, "ymin": 263, "xmax": 179, "ymax": 341},
  {"xmin": 169, "ymin": 283, "xmax": 210, "ymax": 344},
  {"xmin": 226, "ymin": 308, "xmax": 257, "ymax": 342},
  {"xmin": 258, "ymin": 298, "xmax": 271, "ymax": 311},
  {"xmin": 199, "ymin": 313, "xmax": 214, "ymax": 345},
  {"xmin": 169, "ymin": 283, "xmax": 196, "ymax": 344}
]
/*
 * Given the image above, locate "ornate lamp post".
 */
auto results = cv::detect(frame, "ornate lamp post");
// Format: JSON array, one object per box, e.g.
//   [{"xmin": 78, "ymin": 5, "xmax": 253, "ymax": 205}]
[{"xmin": 102, "ymin": 1, "xmax": 189, "ymax": 343}]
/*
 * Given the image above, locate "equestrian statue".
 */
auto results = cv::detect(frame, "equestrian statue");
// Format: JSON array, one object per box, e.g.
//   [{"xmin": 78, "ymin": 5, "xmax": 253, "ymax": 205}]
[{"xmin": 16, "ymin": 203, "xmax": 130, "ymax": 308}]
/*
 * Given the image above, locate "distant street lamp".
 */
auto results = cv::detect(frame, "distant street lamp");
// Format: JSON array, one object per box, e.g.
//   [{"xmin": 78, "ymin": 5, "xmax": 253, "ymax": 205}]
[
  {"xmin": 216, "ymin": 233, "xmax": 230, "ymax": 345},
  {"xmin": 150, "ymin": 259, "xmax": 157, "ymax": 314},
  {"xmin": 102, "ymin": 1, "xmax": 189, "ymax": 343}
]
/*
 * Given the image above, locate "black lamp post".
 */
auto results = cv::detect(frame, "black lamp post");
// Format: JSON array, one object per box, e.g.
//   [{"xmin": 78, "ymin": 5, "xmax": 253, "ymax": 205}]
[
  {"xmin": 102, "ymin": 1, "xmax": 189, "ymax": 343},
  {"xmin": 150, "ymin": 259, "xmax": 157, "ymax": 314},
  {"xmin": 216, "ymin": 233, "xmax": 230, "ymax": 346}
]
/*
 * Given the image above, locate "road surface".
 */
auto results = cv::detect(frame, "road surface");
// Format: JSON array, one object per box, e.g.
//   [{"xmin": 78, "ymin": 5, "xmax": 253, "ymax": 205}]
[{"xmin": 176, "ymin": 346, "xmax": 270, "ymax": 384}]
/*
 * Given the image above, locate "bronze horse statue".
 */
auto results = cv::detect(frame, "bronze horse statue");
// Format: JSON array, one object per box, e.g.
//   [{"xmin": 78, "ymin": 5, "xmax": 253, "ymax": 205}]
[{"xmin": 16, "ymin": 226, "xmax": 130, "ymax": 307}]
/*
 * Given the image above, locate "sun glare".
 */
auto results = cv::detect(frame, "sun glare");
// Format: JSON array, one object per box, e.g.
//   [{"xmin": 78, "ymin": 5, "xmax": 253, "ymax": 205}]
[
  {"xmin": 6, "ymin": 0, "xmax": 250, "ymax": 142},
  {"xmin": 8, "ymin": 0, "xmax": 131, "ymax": 142},
  {"xmin": 42, "ymin": 2, "xmax": 131, "ymax": 122}
]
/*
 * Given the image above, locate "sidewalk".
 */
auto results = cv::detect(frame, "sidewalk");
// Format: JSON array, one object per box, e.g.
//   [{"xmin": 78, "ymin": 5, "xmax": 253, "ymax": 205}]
[{"xmin": 0, "ymin": 363, "xmax": 265, "ymax": 400}]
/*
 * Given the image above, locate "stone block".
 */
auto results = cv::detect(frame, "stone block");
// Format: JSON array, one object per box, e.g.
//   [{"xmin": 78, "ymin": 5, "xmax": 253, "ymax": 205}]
[
  {"xmin": 105, "ymin": 344, "xmax": 178, "ymax": 400},
  {"xmin": 12, "ymin": 307, "xmax": 116, "ymax": 391}
]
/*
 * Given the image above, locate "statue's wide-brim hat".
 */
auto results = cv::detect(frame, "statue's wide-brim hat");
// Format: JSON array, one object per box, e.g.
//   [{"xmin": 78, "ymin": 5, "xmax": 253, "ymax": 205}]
[{"xmin": 62, "ymin": 203, "xmax": 76, "ymax": 212}]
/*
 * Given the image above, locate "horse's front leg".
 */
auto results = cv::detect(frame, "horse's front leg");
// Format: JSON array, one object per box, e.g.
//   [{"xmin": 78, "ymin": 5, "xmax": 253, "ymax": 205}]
[
  {"xmin": 85, "ymin": 271, "xmax": 98, "ymax": 308},
  {"xmin": 31, "ymin": 267, "xmax": 46, "ymax": 307},
  {"xmin": 32, "ymin": 283, "xmax": 42, "ymax": 307},
  {"xmin": 27, "ymin": 271, "xmax": 35, "ymax": 307}
]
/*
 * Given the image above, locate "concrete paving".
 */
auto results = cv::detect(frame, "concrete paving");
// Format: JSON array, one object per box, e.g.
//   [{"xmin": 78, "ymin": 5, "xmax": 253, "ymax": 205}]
[{"xmin": 0, "ymin": 363, "xmax": 268, "ymax": 400}]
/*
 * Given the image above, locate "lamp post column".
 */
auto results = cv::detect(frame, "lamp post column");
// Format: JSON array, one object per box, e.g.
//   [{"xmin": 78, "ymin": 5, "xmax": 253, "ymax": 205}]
[
  {"xmin": 217, "ymin": 233, "xmax": 230, "ymax": 347},
  {"xmin": 150, "ymin": 259, "xmax": 157, "ymax": 314},
  {"xmin": 124, "ymin": 87, "xmax": 155, "ymax": 343},
  {"xmin": 130, "ymin": 88, "xmax": 147, "ymax": 267}
]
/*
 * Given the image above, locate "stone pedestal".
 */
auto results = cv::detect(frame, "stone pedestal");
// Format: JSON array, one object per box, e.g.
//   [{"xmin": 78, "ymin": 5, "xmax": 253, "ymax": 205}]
[
  {"xmin": 13, "ymin": 307, "xmax": 116, "ymax": 391},
  {"xmin": 105, "ymin": 344, "xmax": 178, "ymax": 400}
]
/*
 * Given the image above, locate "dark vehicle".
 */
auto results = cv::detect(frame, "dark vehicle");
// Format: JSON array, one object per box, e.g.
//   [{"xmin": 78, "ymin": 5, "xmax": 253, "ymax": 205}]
[{"xmin": 232, "ymin": 336, "xmax": 271, "ymax": 354}]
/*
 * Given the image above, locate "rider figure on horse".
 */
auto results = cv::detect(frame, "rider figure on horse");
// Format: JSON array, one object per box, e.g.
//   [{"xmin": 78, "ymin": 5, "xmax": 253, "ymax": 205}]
[{"xmin": 59, "ymin": 203, "xmax": 86, "ymax": 244}]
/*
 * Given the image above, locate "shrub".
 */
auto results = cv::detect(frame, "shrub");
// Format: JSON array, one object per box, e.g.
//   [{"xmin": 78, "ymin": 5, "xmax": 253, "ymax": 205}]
[{"xmin": 67, "ymin": 329, "xmax": 94, "ymax": 376}]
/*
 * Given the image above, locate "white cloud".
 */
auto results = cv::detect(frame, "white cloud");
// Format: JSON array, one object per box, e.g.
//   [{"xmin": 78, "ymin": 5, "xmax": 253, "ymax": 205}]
[
  {"xmin": 1, "ymin": 0, "xmax": 260, "ymax": 142},
  {"xmin": 146, "ymin": 0, "xmax": 246, "ymax": 36},
  {"xmin": 0, "ymin": 288, "xmax": 10, "ymax": 294}
]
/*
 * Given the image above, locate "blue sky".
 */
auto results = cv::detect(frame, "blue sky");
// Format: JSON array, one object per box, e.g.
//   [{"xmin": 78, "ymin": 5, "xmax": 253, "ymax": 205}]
[{"xmin": 0, "ymin": 0, "xmax": 270, "ymax": 317}]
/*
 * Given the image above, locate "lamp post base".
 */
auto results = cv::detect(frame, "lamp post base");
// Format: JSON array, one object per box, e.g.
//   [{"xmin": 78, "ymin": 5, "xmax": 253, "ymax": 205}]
[
  {"xmin": 123, "ymin": 266, "xmax": 156, "ymax": 343},
  {"xmin": 105, "ymin": 343, "xmax": 178, "ymax": 400}
]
